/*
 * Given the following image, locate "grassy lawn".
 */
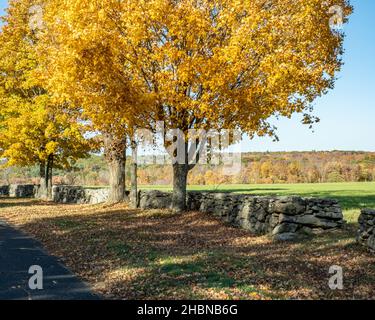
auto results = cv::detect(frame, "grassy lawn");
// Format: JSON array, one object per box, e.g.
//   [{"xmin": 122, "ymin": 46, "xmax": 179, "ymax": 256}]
[{"xmin": 0, "ymin": 182, "xmax": 375, "ymax": 300}]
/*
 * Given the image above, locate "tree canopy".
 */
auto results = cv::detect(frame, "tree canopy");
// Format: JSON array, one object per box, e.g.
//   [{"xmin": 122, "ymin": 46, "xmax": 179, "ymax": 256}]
[
  {"xmin": 0, "ymin": 0, "xmax": 91, "ymax": 197},
  {"xmin": 1, "ymin": 0, "xmax": 352, "ymax": 208},
  {"xmin": 41, "ymin": 0, "xmax": 351, "ymax": 135}
]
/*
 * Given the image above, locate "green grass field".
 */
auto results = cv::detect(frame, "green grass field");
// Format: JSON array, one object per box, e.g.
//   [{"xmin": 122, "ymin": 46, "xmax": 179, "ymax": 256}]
[{"xmin": 140, "ymin": 182, "xmax": 375, "ymax": 224}]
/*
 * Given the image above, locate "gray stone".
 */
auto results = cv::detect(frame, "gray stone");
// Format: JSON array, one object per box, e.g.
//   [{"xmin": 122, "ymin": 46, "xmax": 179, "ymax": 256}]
[
  {"xmin": 279, "ymin": 214, "xmax": 297, "ymax": 224},
  {"xmin": 9, "ymin": 184, "xmax": 36, "ymax": 198},
  {"xmin": 139, "ymin": 190, "xmax": 172, "ymax": 209},
  {"xmin": 358, "ymin": 209, "xmax": 375, "ymax": 252},
  {"xmin": 51, "ymin": 186, "xmax": 111, "ymax": 204},
  {"xmin": 366, "ymin": 220, "xmax": 375, "ymax": 226},
  {"xmin": 368, "ymin": 236, "xmax": 375, "ymax": 251},
  {"xmin": 299, "ymin": 226, "xmax": 314, "ymax": 236},
  {"xmin": 294, "ymin": 215, "xmax": 339, "ymax": 229},
  {"xmin": 85, "ymin": 188, "xmax": 110, "ymax": 204},
  {"xmin": 256, "ymin": 210, "xmax": 268, "ymax": 222},
  {"xmin": 362, "ymin": 209, "xmax": 375, "ymax": 216},
  {"xmin": 273, "ymin": 233, "xmax": 306, "ymax": 242},
  {"xmin": 0, "ymin": 185, "xmax": 10, "ymax": 197},
  {"xmin": 0, "ymin": 186, "xmax": 345, "ymax": 243},
  {"xmin": 138, "ymin": 191, "xmax": 343, "ymax": 241},
  {"xmin": 272, "ymin": 223, "xmax": 299, "ymax": 235},
  {"xmin": 269, "ymin": 214, "xmax": 279, "ymax": 228},
  {"xmin": 315, "ymin": 210, "xmax": 343, "ymax": 220},
  {"xmin": 272, "ymin": 197, "xmax": 306, "ymax": 215}
]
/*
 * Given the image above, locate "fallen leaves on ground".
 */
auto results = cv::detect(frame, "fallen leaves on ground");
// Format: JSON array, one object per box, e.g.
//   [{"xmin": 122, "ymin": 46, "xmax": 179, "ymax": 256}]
[{"xmin": 0, "ymin": 198, "xmax": 374, "ymax": 300}]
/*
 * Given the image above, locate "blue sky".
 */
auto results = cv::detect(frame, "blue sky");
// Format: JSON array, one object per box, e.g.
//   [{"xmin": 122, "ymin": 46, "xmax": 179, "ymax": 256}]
[
  {"xmin": 247, "ymin": 0, "xmax": 375, "ymax": 152},
  {"xmin": 0, "ymin": 0, "xmax": 374, "ymax": 152}
]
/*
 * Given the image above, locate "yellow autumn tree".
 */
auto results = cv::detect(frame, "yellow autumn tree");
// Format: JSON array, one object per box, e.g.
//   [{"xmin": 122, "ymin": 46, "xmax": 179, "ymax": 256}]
[
  {"xmin": 40, "ymin": 0, "xmax": 351, "ymax": 211},
  {"xmin": 35, "ymin": 0, "xmax": 153, "ymax": 203},
  {"xmin": 0, "ymin": 0, "xmax": 92, "ymax": 198}
]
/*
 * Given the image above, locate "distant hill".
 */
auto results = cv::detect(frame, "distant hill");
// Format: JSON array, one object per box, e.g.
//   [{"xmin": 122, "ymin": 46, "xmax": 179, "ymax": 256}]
[{"xmin": 1, "ymin": 151, "xmax": 375, "ymax": 186}]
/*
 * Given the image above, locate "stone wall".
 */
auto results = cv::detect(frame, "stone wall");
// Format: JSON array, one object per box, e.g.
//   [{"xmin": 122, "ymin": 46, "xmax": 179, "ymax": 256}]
[
  {"xmin": 0, "ymin": 185, "xmax": 345, "ymax": 241},
  {"xmin": 139, "ymin": 191, "xmax": 344, "ymax": 241},
  {"xmin": 0, "ymin": 184, "xmax": 110, "ymax": 204},
  {"xmin": 357, "ymin": 209, "xmax": 375, "ymax": 251},
  {"xmin": 4, "ymin": 184, "xmax": 37, "ymax": 198},
  {"xmin": 51, "ymin": 186, "xmax": 110, "ymax": 205},
  {"xmin": 139, "ymin": 190, "xmax": 172, "ymax": 210},
  {"xmin": 0, "ymin": 185, "xmax": 9, "ymax": 197}
]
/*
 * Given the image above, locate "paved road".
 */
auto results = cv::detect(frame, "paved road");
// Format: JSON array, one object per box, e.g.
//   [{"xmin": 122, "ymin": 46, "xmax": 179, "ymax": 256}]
[{"xmin": 0, "ymin": 221, "xmax": 99, "ymax": 300}]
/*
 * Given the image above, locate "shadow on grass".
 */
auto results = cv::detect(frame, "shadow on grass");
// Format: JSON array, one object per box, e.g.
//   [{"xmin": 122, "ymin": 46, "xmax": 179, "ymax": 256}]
[
  {"xmin": 224, "ymin": 191, "xmax": 375, "ymax": 212},
  {"xmin": 190, "ymin": 188, "xmax": 289, "ymax": 194},
  {"xmin": 293, "ymin": 193, "xmax": 375, "ymax": 211},
  {"xmin": 143, "ymin": 187, "xmax": 375, "ymax": 212},
  {"xmin": 13, "ymin": 206, "xmax": 375, "ymax": 300}
]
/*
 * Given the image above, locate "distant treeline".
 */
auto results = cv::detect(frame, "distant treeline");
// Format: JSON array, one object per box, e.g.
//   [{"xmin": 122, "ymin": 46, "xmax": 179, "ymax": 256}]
[{"xmin": 2, "ymin": 151, "xmax": 375, "ymax": 186}]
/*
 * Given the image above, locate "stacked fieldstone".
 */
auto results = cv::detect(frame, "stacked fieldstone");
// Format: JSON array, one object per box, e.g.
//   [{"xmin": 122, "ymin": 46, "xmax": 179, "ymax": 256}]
[
  {"xmin": 0, "ymin": 185, "xmax": 345, "ymax": 241},
  {"xmin": 139, "ymin": 190, "xmax": 173, "ymax": 209},
  {"xmin": 84, "ymin": 188, "xmax": 110, "ymax": 204},
  {"xmin": 52, "ymin": 186, "xmax": 86, "ymax": 204},
  {"xmin": 52, "ymin": 186, "xmax": 110, "ymax": 204},
  {"xmin": 0, "ymin": 185, "xmax": 9, "ymax": 196},
  {"xmin": 0, "ymin": 184, "xmax": 110, "ymax": 204},
  {"xmin": 7, "ymin": 184, "xmax": 37, "ymax": 198},
  {"xmin": 357, "ymin": 209, "xmax": 375, "ymax": 251},
  {"xmin": 139, "ymin": 191, "xmax": 344, "ymax": 241}
]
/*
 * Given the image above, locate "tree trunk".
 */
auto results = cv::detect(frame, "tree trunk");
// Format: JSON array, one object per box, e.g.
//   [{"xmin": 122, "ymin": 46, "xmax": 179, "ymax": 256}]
[
  {"xmin": 47, "ymin": 154, "xmax": 54, "ymax": 199},
  {"xmin": 172, "ymin": 163, "xmax": 189, "ymax": 213},
  {"xmin": 104, "ymin": 134, "xmax": 127, "ymax": 204},
  {"xmin": 38, "ymin": 161, "xmax": 47, "ymax": 199},
  {"xmin": 130, "ymin": 138, "xmax": 138, "ymax": 209},
  {"xmin": 41, "ymin": 154, "xmax": 54, "ymax": 200}
]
